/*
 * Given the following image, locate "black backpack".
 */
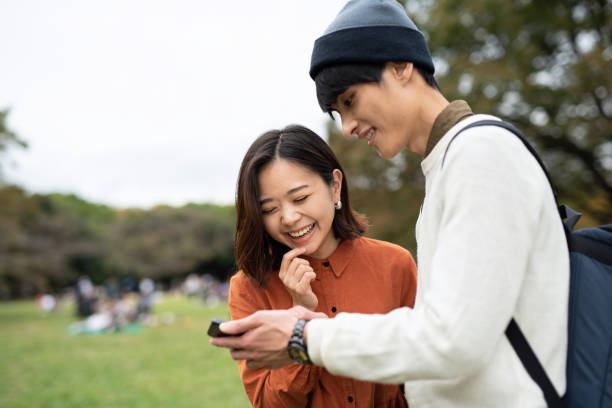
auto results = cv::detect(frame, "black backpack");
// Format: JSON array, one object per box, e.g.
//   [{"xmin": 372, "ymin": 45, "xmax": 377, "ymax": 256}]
[{"xmin": 445, "ymin": 120, "xmax": 612, "ymax": 408}]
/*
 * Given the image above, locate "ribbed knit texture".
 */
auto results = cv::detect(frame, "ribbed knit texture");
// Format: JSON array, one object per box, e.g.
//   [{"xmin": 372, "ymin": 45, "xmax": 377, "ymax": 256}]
[{"xmin": 310, "ymin": 0, "xmax": 434, "ymax": 79}]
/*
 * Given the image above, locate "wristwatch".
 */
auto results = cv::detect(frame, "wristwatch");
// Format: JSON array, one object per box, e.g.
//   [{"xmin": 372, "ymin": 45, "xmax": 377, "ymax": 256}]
[{"xmin": 288, "ymin": 319, "xmax": 312, "ymax": 365}]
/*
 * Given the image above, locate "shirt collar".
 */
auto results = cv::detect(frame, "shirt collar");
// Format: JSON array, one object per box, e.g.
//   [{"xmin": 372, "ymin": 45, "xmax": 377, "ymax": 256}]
[
  {"xmin": 306, "ymin": 239, "xmax": 354, "ymax": 278},
  {"xmin": 425, "ymin": 100, "xmax": 474, "ymax": 157}
]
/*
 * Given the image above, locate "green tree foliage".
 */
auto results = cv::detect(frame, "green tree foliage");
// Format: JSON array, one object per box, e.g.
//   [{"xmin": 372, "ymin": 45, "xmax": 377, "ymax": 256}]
[
  {"xmin": 0, "ymin": 109, "xmax": 27, "ymax": 185},
  {"xmin": 0, "ymin": 187, "xmax": 107, "ymax": 298},
  {"xmin": 0, "ymin": 186, "xmax": 236, "ymax": 299},
  {"xmin": 411, "ymin": 0, "xmax": 611, "ymax": 222},
  {"xmin": 329, "ymin": 0, "xmax": 610, "ymax": 253},
  {"xmin": 105, "ymin": 204, "xmax": 235, "ymax": 283}
]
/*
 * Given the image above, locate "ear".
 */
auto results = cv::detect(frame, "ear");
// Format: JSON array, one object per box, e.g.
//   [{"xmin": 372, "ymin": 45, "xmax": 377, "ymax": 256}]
[
  {"xmin": 388, "ymin": 62, "xmax": 414, "ymax": 85},
  {"xmin": 331, "ymin": 169, "xmax": 343, "ymax": 203}
]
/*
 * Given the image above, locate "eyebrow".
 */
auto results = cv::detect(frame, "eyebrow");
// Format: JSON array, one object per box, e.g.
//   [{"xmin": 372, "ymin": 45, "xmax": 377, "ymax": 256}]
[{"xmin": 259, "ymin": 184, "xmax": 309, "ymax": 205}]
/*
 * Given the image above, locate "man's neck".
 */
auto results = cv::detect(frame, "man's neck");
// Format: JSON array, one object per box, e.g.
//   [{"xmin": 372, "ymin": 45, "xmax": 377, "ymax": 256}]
[
  {"xmin": 409, "ymin": 91, "xmax": 449, "ymax": 157},
  {"xmin": 424, "ymin": 100, "xmax": 474, "ymax": 157}
]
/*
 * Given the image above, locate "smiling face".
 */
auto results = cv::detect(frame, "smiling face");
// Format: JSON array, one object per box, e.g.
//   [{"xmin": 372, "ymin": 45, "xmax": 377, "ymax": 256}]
[
  {"xmin": 258, "ymin": 158, "xmax": 342, "ymax": 259},
  {"xmin": 331, "ymin": 63, "xmax": 428, "ymax": 158}
]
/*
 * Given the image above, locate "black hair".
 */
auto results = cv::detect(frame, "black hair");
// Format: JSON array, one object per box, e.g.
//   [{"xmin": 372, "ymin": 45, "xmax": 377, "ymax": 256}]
[{"xmin": 314, "ymin": 62, "xmax": 441, "ymax": 114}]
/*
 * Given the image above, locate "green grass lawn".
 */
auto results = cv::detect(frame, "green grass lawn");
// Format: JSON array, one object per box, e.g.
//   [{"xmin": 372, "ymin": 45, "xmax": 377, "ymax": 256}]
[{"xmin": 0, "ymin": 295, "xmax": 251, "ymax": 408}]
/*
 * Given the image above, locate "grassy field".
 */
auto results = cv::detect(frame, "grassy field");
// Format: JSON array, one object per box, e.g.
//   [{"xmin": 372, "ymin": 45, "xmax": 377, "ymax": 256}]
[{"xmin": 0, "ymin": 294, "xmax": 251, "ymax": 408}]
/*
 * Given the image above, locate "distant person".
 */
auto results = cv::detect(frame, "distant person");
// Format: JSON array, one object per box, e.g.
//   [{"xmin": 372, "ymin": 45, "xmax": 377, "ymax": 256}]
[
  {"xmin": 37, "ymin": 294, "xmax": 56, "ymax": 312},
  {"xmin": 75, "ymin": 275, "xmax": 96, "ymax": 317},
  {"xmin": 212, "ymin": 1, "xmax": 569, "ymax": 406},
  {"xmin": 227, "ymin": 124, "xmax": 417, "ymax": 407},
  {"xmin": 104, "ymin": 276, "xmax": 123, "ymax": 330},
  {"xmin": 120, "ymin": 276, "xmax": 137, "ymax": 295},
  {"xmin": 183, "ymin": 273, "xmax": 201, "ymax": 298},
  {"xmin": 136, "ymin": 277, "xmax": 155, "ymax": 320}
]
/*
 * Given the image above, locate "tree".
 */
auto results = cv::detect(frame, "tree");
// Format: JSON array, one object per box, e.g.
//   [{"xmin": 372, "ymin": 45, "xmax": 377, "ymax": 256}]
[
  {"xmin": 0, "ymin": 109, "xmax": 27, "ymax": 186},
  {"xmin": 410, "ymin": 0, "xmax": 611, "ymax": 223},
  {"xmin": 0, "ymin": 186, "xmax": 237, "ymax": 299},
  {"xmin": 104, "ymin": 203, "xmax": 236, "ymax": 284},
  {"xmin": 0, "ymin": 187, "xmax": 106, "ymax": 298}
]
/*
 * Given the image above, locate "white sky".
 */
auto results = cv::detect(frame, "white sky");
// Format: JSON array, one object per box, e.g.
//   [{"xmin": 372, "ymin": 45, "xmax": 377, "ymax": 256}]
[{"xmin": 0, "ymin": 0, "xmax": 347, "ymax": 208}]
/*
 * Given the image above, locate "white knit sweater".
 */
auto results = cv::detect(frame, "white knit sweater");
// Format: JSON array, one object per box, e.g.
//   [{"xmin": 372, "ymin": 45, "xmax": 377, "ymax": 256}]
[{"xmin": 307, "ymin": 114, "xmax": 569, "ymax": 407}]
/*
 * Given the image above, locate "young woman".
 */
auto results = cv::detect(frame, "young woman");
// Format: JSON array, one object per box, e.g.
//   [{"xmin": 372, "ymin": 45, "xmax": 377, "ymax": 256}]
[{"xmin": 229, "ymin": 124, "xmax": 417, "ymax": 408}]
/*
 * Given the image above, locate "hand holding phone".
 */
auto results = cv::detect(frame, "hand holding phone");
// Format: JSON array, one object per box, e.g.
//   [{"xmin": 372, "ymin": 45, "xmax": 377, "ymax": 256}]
[
  {"xmin": 207, "ymin": 318, "xmax": 246, "ymax": 337},
  {"xmin": 207, "ymin": 319, "xmax": 231, "ymax": 337}
]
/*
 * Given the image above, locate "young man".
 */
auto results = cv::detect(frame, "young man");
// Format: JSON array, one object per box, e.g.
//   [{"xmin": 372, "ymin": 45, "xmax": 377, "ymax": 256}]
[{"xmin": 211, "ymin": 0, "xmax": 569, "ymax": 406}]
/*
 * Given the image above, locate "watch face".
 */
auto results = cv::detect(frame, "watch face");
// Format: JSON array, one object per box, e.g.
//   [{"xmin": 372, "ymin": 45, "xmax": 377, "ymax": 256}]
[{"xmin": 288, "ymin": 345, "xmax": 308, "ymax": 363}]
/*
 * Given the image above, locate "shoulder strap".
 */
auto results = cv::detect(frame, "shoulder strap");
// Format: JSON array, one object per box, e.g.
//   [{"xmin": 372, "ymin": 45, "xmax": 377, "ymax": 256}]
[
  {"xmin": 506, "ymin": 319, "xmax": 565, "ymax": 408},
  {"xmin": 443, "ymin": 119, "xmax": 565, "ymax": 407},
  {"xmin": 443, "ymin": 120, "xmax": 559, "ymax": 205}
]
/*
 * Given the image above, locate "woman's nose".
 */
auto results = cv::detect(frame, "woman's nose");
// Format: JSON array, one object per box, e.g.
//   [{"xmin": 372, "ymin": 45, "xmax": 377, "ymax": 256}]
[{"xmin": 281, "ymin": 206, "xmax": 300, "ymax": 225}]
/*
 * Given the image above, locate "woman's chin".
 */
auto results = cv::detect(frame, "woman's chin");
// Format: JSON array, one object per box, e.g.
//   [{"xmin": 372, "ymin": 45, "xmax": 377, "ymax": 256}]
[
  {"xmin": 293, "ymin": 243, "xmax": 317, "ymax": 257},
  {"xmin": 297, "ymin": 245, "xmax": 313, "ymax": 255}
]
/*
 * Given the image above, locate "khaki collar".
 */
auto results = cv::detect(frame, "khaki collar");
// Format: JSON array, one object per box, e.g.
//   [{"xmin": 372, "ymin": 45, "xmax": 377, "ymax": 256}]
[{"xmin": 425, "ymin": 100, "xmax": 474, "ymax": 157}]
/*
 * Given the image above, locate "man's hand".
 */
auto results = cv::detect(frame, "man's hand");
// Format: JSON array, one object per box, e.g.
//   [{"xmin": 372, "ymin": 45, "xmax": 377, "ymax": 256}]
[
  {"xmin": 210, "ymin": 306, "xmax": 327, "ymax": 369},
  {"xmin": 278, "ymin": 247, "xmax": 318, "ymax": 311}
]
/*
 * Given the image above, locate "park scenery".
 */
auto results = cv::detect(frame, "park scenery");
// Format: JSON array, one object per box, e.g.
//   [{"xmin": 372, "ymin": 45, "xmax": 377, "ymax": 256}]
[
  {"xmin": 1, "ymin": 292, "xmax": 250, "ymax": 407},
  {"xmin": 0, "ymin": 190, "xmax": 249, "ymax": 407},
  {"xmin": 1, "ymin": 0, "xmax": 610, "ymax": 407}
]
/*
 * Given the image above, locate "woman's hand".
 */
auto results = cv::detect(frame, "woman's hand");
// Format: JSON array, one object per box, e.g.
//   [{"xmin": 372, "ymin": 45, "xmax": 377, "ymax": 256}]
[{"xmin": 278, "ymin": 247, "xmax": 318, "ymax": 311}]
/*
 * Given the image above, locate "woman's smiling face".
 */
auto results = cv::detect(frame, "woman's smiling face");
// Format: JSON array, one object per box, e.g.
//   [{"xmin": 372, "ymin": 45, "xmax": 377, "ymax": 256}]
[{"xmin": 258, "ymin": 158, "xmax": 341, "ymax": 260}]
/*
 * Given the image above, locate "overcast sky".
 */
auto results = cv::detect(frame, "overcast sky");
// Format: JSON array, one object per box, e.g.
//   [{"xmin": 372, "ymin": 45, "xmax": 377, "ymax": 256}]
[{"xmin": 0, "ymin": 0, "xmax": 348, "ymax": 208}]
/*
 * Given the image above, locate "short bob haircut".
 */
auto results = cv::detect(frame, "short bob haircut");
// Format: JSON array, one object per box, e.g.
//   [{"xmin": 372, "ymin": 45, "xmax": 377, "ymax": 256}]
[
  {"xmin": 235, "ymin": 124, "xmax": 368, "ymax": 286},
  {"xmin": 315, "ymin": 62, "xmax": 441, "ymax": 114}
]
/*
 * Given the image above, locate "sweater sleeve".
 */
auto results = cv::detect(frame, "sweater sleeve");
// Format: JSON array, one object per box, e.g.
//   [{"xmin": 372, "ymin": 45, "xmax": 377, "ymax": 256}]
[
  {"xmin": 307, "ymin": 130, "xmax": 546, "ymax": 383},
  {"xmin": 228, "ymin": 273, "xmax": 323, "ymax": 407}
]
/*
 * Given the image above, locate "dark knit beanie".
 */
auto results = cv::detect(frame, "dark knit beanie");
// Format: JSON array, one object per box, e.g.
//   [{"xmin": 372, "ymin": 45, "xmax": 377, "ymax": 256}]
[{"xmin": 309, "ymin": 0, "xmax": 435, "ymax": 79}]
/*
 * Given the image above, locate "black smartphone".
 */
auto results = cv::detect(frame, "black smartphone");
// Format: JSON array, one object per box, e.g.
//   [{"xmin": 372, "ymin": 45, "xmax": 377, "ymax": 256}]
[
  {"xmin": 207, "ymin": 318, "xmax": 234, "ymax": 337},
  {"xmin": 207, "ymin": 318, "xmax": 247, "ymax": 337}
]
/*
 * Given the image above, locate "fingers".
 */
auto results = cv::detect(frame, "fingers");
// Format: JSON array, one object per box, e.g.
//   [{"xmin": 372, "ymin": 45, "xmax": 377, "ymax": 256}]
[
  {"xmin": 280, "ymin": 250, "xmax": 316, "ymax": 297},
  {"xmin": 246, "ymin": 359, "xmax": 263, "ymax": 369},
  {"xmin": 210, "ymin": 334, "xmax": 245, "ymax": 349},
  {"xmin": 289, "ymin": 305, "xmax": 328, "ymax": 320},
  {"xmin": 280, "ymin": 258, "xmax": 310, "ymax": 283},
  {"xmin": 230, "ymin": 348, "xmax": 259, "ymax": 361},
  {"xmin": 218, "ymin": 314, "xmax": 259, "ymax": 335},
  {"xmin": 211, "ymin": 310, "xmax": 298, "ymax": 370},
  {"xmin": 297, "ymin": 271, "xmax": 316, "ymax": 292},
  {"xmin": 290, "ymin": 263, "xmax": 314, "ymax": 288},
  {"xmin": 279, "ymin": 247, "xmax": 307, "ymax": 280},
  {"xmin": 210, "ymin": 318, "xmax": 258, "ymax": 350}
]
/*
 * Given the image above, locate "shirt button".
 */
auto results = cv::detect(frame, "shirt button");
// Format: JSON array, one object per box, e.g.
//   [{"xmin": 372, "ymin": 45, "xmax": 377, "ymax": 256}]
[
  {"xmin": 347, "ymin": 396, "xmax": 353, "ymax": 403},
  {"xmin": 331, "ymin": 306, "xmax": 337, "ymax": 313},
  {"xmin": 323, "ymin": 261, "xmax": 330, "ymax": 267}
]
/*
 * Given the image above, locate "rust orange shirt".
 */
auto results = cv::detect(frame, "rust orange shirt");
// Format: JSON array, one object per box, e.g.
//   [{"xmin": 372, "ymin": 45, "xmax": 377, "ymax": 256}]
[{"xmin": 229, "ymin": 237, "xmax": 418, "ymax": 408}]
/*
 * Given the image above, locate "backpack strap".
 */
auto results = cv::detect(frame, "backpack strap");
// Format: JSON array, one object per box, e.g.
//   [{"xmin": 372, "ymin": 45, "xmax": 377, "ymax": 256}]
[
  {"xmin": 559, "ymin": 204, "xmax": 582, "ymax": 231},
  {"xmin": 443, "ymin": 119, "xmax": 581, "ymax": 236},
  {"xmin": 443, "ymin": 120, "xmax": 565, "ymax": 214},
  {"xmin": 443, "ymin": 119, "xmax": 566, "ymax": 407},
  {"xmin": 506, "ymin": 319, "xmax": 565, "ymax": 408}
]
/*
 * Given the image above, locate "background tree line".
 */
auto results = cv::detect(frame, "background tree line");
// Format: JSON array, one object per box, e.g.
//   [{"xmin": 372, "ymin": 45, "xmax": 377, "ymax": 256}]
[
  {"xmin": 0, "ymin": 184, "xmax": 235, "ymax": 299},
  {"xmin": 1, "ymin": 0, "xmax": 609, "ymax": 298}
]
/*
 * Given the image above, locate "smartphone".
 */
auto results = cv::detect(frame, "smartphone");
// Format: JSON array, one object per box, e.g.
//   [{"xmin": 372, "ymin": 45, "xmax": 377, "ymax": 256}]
[{"xmin": 207, "ymin": 318, "xmax": 236, "ymax": 337}]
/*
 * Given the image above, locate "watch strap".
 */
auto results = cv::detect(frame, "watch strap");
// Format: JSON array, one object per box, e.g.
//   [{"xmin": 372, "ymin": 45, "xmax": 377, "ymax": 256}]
[{"xmin": 288, "ymin": 318, "xmax": 312, "ymax": 364}]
